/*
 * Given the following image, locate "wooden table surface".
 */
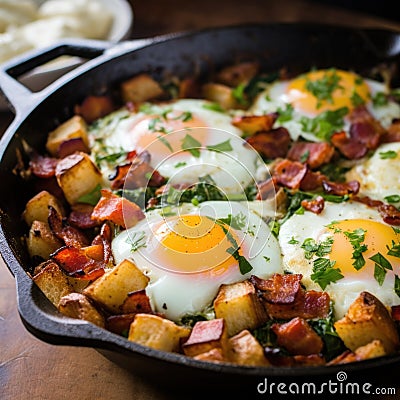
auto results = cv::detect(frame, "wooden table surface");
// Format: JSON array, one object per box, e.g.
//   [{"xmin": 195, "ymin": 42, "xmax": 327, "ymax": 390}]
[{"xmin": 1, "ymin": 1, "xmax": 400, "ymax": 399}]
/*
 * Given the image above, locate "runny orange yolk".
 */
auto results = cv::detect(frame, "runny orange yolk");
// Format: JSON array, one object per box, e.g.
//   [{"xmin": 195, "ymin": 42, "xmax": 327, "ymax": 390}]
[
  {"xmin": 154, "ymin": 215, "xmax": 239, "ymax": 274},
  {"xmin": 128, "ymin": 110, "xmax": 208, "ymax": 156},
  {"xmin": 286, "ymin": 69, "xmax": 370, "ymax": 116},
  {"xmin": 328, "ymin": 219, "xmax": 400, "ymax": 277}
]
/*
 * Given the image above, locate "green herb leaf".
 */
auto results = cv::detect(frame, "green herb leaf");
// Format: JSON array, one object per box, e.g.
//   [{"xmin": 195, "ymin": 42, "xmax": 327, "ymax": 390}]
[
  {"xmin": 384, "ymin": 194, "xmax": 400, "ymax": 204},
  {"xmin": 350, "ymin": 89, "xmax": 365, "ymax": 107},
  {"xmin": 395, "ymin": 275, "xmax": 400, "ymax": 298},
  {"xmin": 126, "ymin": 231, "xmax": 147, "ymax": 252},
  {"xmin": 343, "ymin": 228, "xmax": 368, "ymax": 270},
  {"xmin": 181, "ymin": 133, "xmax": 201, "ymax": 157},
  {"xmin": 77, "ymin": 183, "xmax": 102, "ymax": 206},
  {"xmin": 202, "ymin": 102, "xmax": 225, "ymax": 113},
  {"xmin": 288, "ymin": 236, "xmax": 299, "ymax": 244},
  {"xmin": 300, "ymin": 149, "xmax": 310, "ymax": 163},
  {"xmin": 218, "ymin": 212, "xmax": 247, "ymax": 230},
  {"xmin": 174, "ymin": 161, "xmax": 187, "ymax": 168},
  {"xmin": 157, "ymin": 135, "xmax": 173, "ymax": 152},
  {"xmin": 370, "ymin": 252, "xmax": 393, "ymax": 286},
  {"xmin": 206, "ymin": 139, "xmax": 233, "ymax": 153},
  {"xmin": 232, "ymin": 83, "xmax": 248, "ymax": 106},
  {"xmin": 311, "ymin": 258, "xmax": 343, "ymax": 290},
  {"xmin": 277, "ymin": 103, "xmax": 294, "ymax": 123},
  {"xmin": 372, "ymin": 92, "xmax": 388, "ymax": 107},
  {"xmin": 379, "ymin": 150, "xmax": 397, "ymax": 159},
  {"xmin": 387, "ymin": 240, "xmax": 400, "ymax": 258}
]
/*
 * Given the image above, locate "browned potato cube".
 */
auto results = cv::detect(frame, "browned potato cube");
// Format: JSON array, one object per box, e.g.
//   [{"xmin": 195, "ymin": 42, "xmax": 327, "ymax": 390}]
[
  {"xmin": 194, "ymin": 348, "xmax": 225, "ymax": 363},
  {"xmin": 46, "ymin": 115, "xmax": 89, "ymax": 156},
  {"xmin": 334, "ymin": 291, "xmax": 399, "ymax": 354},
  {"xmin": 182, "ymin": 318, "xmax": 229, "ymax": 357},
  {"xmin": 23, "ymin": 190, "xmax": 64, "ymax": 226},
  {"xmin": 58, "ymin": 292, "xmax": 105, "ymax": 328},
  {"xmin": 83, "ymin": 259, "xmax": 149, "ymax": 313},
  {"xmin": 216, "ymin": 61, "xmax": 259, "ymax": 87},
  {"xmin": 201, "ymin": 83, "xmax": 240, "ymax": 110},
  {"xmin": 228, "ymin": 329, "xmax": 270, "ymax": 366},
  {"xmin": 231, "ymin": 114, "xmax": 277, "ymax": 135},
  {"xmin": 213, "ymin": 280, "xmax": 268, "ymax": 336},
  {"xmin": 128, "ymin": 313, "xmax": 190, "ymax": 352},
  {"xmin": 55, "ymin": 152, "xmax": 103, "ymax": 205},
  {"xmin": 121, "ymin": 73, "xmax": 164, "ymax": 103},
  {"xmin": 354, "ymin": 339, "xmax": 387, "ymax": 360},
  {"xmin": 33, "ymin": 261, "xmax": 72, "ymax": 307},
  {"xmin": 27, "ymin": 220, "xmax": 63, "ymax": 260}
]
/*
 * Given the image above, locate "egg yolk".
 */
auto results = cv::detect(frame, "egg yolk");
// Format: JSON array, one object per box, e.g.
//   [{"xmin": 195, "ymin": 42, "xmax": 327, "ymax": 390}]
[
  {"xmin": 286, "ymin": 69, "xmax": 370, "ymax": 116},
  {"xmin": 328, "ymin": 219, "xmax": 400, "ymax": 277},
  {"xmin": 128, "ymin": 110, "xmax": 209, "ymax": 159},
  {"xmin": 153, "ymin": 215, "xmax": 239, "ymax": 275}
]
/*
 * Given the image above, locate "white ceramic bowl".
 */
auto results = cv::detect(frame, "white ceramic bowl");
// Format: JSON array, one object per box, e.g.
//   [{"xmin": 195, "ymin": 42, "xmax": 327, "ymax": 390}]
[{"xmin": 0, "ymin": 0, "xmax": 133, "ymax": 106}]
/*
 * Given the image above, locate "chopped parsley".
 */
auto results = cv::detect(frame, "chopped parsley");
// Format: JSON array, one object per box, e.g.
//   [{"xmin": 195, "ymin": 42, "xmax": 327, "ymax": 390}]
[
  {"xmin": 206, "ymin": 139, "xmax": 233, "ymax": 153},
  {"xmin": 384, "ymin": 194, "xmax": 400, "ymax": 204},
  {"xmin": 232, "ymin": 82, "xmax": 249, "ymax": 106},
  {"xmin": 379, "ymin": 150, "xmax": 397, "ymax": 159},
  {"xmin": 174, "ymin": 161, "xmax": 187, "ymax": 168},
  {"xmin": 369, "ymin": 252, "xmax": 393, "ymax": 285},
  {"xmin": 343, "ymin": 228, "xmax": 368, "ymax": 270},
  {"xmin": 311, "ymin": 258, "xmax": 343, "ymax": 290},
  {"xmin": 372, "ymin": 92, "xmax": 388, "ymax": 107},
  {"xmin": 387, "ymin": 239, "xmax": 400, "ymax": 258},
  {"xmin": 126, "ymin": 231, "xmax": 147, "ymax": 252},
  {"xmin": 77, "ymin": 183, "xmax": 102, "ymax": 206},
  {"xmin": 277, "ymin": 103, "xmax": 294, "ymax": 123},
  {"xmin": 304, "ymin": 69, "xmax": 344, "ymax": 108},
  {"xmin": 202, "ymin": 102, "xmax": 225, "ymax": 113},
  {"xmin": 350, "ymin": 89, "xmax": 365, "ymax": 107},
  {"xmin": 181, "ymin": 133, "xmax": 201, "ymax": 157},
  {"xmin": 301, "ymin": 237, "xmax": 334, "ymax": 259},
  {"xmin": 217, "ymin": 212, "xmax": 247, "ymax": 230},
  {"xmin": 300, "ymin": 107, "xmax": 348, "ymax": 141},
  {"xmin": 395, "ymin": 275, "xmax": 400, "ymax": 298}
]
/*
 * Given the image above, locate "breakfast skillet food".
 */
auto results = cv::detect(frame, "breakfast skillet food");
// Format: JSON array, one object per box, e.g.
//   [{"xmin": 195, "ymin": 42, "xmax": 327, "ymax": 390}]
[{"xmin": 18, "ymin": 59, "xmax": 400, "ymax": 367}]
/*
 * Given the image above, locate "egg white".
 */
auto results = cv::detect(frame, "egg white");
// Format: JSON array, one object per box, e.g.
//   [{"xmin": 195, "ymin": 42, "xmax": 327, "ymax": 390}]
[
  {"xmin": 346, "ymin": 142, "xmax": 400, "ymax": 203},
  {"xmin": 250, "ymin": 77, "xmax": 400, "ymax": 142},
  {"xmin": 278, "ymin": 201, "xmax": 400, "ymax": 319},
  {"xmin": 112, "ymin": 201, "xmax": 283, "ymax": 321},
  {"xmin": 89, "ymin": 99, "xmax": 268, "ymax": 196}
]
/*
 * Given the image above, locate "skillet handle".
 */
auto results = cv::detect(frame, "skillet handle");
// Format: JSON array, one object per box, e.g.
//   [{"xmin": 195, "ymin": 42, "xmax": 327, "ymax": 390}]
[{"xmin": 0, "ymin": 39, "xmax": 110, "ymax": 116}]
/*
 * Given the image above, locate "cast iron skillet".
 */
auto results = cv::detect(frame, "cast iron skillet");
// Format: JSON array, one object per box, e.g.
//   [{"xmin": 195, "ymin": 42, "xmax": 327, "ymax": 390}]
[{"xmin": 1, "ymin": 23, "xmax": 400, "ymax": 393}]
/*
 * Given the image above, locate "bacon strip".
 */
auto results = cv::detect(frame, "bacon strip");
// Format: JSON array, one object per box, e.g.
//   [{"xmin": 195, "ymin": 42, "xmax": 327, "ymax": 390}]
[
  {"xmin": 301, "ymin": 195, "xmax": 325, "ymax": 214},
  {"xmin": 251, "ymin": 273, "xmax": 330, "ymax": 319},
  {"xmin": 382, "ymin": 120, "xmax": 400, "ymax": 143},
  {"xmin": 91, "ymin": 223, "xmax": 113, "ymax": 264},
  {"xmin": 272, "ymin": 317, "xmax": 324, "ymax": 355},
  {"xmin": 272, "ymin": 159, "xmax": 307, "ymax": 189},
  {"xmin": 48, "ymin": 206, "xmax": 90, "ymax": 248},
  {"xmin": 287, "ymin": 142, "xmax": 334, "ymax": 169},
  {"xmin": 91, "ymin": 189, "xmax": 145, "ymax": 228},
  {"xmin": 255, "ymin": 177, "xmax": 277, "ymax": 201},
  {"xmin": 51, "ymin": 245, "xmax": 105, "ymax": 280},
  {"xmin": 330, "ymin": 131, "xmax": 368, "ymax": 159},
  {"xmin": 353, "ymin": 196, "xmax": 400, "ymax": 225},
  {"xmin": 245, "ymin": 127, "xmax": 291, "ymax": 159},
  {"xmin": 68, "ymin": 203, "xmax": 100, "ymax": 229},
  {"xmin": 322, "ymin": 180, "xmax": 360, "ymax": 196},
  {"xmin": 29, "ymin": 154, "xmax": 58, "ymax": 178}
]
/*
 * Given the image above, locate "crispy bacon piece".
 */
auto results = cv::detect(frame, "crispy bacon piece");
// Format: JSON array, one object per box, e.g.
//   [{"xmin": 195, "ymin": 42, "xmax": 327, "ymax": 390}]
[
  {"xmin": 250, "ymin": 274, "xmax": 301, "ymax": 304},
  {"xmin": 121, "ymin": 289, "xmax": 153, "ymax": 314},
  {"xmin": 110, "ymin": 151, "xmax": 165, "ymax": 190},
  {"xmin": 378, "ymin": 204, "xmax": 400, "ymax": 225},
  {"xmin": 272, "ymin": 159, "xmax": 307, "ymax": 189},
  {"xmin": 300, "ymin": 169, "xmax": 325, "ymax": 191},
  {"xmin": 301, "ymin": 195, "xmax": 325, "ymax": 214},
  {"xmin": 106, "ymin": 314, "xmax": 137, "ymax": 336},
  {"xmin": 353, "ymin": 195, "xmax": 384, "ymax": 208},
  {"xmin": 232, "ymin": 113, "xmax": 278, "ymax": 135},
  {"xmin": 91, "ymin": 189, "xmax": 145, "ymax": 229},
  {"xmin": 391, "ymin": 305, "xmax": 400, "ymax": 321},
  {"xmin": 51, "ymin": 245, "xmax": 105, "ymax": 280},
  {"xmin": 91, "ymin": 223, "xmax": 113, "ymax": 264},
  {"xmin": 251, "ymin": 274, "xmax": 330, "ymax": 319},
  {"xmin": 287, "ymin": 142, "xmax": 335, "ymax": 169},
  {"xmin": 348, "ymin": 105, "xmax": 385, "ymax": 137},
  {"xmin": 382, "ymin": 119, "xmax": 400, "ymax": 143},
  {"xmin": 245, "ymin": 127, "xmax": 291, "ymax": 159},
  {"xmin": 322, "ymin": 179, "xmax": 360, "ymax": 196},
  {"xmin": 330, "ymin": 131, "xmax": 368, "ymax": 159},
  {"xmin": 349, "ymin": 122, "xmax": 380, "ymax": 150},
  {"xmin": 74, "ymin": 95, "xmax": 114, "ymax": 123},
  {"xmin": 29, "ymin": 154, "xmax": 58, "ymax": 178},
  {"xmin": 68, "ymin": 203, "xmax": 100, "ymax": 229},
  {"xmin": 272, "ymin": 317, "xmax": 324, "ymax": 356},
  {"xmin": 58, "ymin": 138, "xmax": 90, "ymax": 158},
  {"xmin": 255, "ymin": 177, "xmax": 277, "ymax": 201},
  {"xmin": 48, "ymin": 206, "xmax": 89, "ymax": 248}
]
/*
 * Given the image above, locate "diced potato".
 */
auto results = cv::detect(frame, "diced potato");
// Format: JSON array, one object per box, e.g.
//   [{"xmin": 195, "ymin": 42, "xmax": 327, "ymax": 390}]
[
  {"xmin": 334, "ymin": 291, "xmax": 399, "ymax": 354},
  {"xmin": 182, "ymin": 318, "xmax": 229, "ymax": 357},
  {"xmin": 33, "ymin": 261, "xmax": 73, "ymax": 307},
  {"xmin": 201, "ymin": 83, "xmax": 240, "ymax": 110},
  {"xmin": 214, "ymin": 280, "xmax": 268, "ymax": 336},
  {"xmin": 216, "ymin": 61, "xmax": 259, "ymax": 87},
  {"xmin": 231, "ymin": 114, "xmax": 277, "ymax": 135},
  {"xmin": 26, "ymin": 220, "xmax": 63, "ymax": 260},
  {"xmin": 46, "ymin": 115, "xmax": 89, "ymax": 157},
  {"xmin": 194, "ymin": 348, "xmax": 225, "ymax": 363},
  {"xmin": 128, "ymin": 313, "xmax": 190, "ymax": 352},
  {"xmin": 55, "ymin": 151, "xmax": 103, "ymax": 205},
  {"xmin": 83, "ymin": 259, "xmax": 149, "ymax": 313},
  {"xmin": 58, "ymin": 292, "xmax": 105, "ymax": 328},
  {"xmin": 354, "ymin": 339, "xmax": 387, "ymax": 360},
  {"xmin": 121, "ymin": 73, "xmax": 164, "ymax": 103},
  {"xmin": 23, "ymin": 190, "xmax": 64, "ymax": 226},
  {"xmin": 228, "ymin": 329, "xmax": 270, "ymax": 366}
]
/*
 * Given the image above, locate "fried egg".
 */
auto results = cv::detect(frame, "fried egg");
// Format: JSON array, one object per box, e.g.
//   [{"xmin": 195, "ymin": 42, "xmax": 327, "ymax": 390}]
[
  {"xmin": 279, "ymin": 201, "xmax": 400, "ymax": 319},
  {"xmin": 250, "ymin": 69, "xmax": 400, "ymax": 142},
  {"xmin": 346, "ymin": 142, "xmax": 400, "ymax": 203},
  {"xmin": 90, "ymin": 99, "xmax": 268, "ymax": 196},
  {"xmin": 112, "ymin": 201, "xmax": 283, "ymax": 321}
]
